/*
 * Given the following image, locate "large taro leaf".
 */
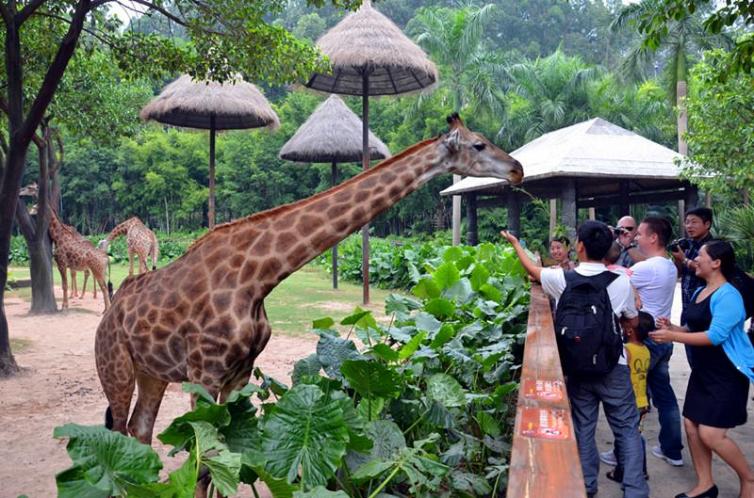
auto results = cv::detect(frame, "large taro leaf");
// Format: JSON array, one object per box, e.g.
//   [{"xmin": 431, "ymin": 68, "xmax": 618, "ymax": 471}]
[
  {"xmin": 450, "ymin": 470, "xmax": 492, "ymax": 496},
  {"xmin": 241, "ymin": 451, "xmax": 297, "ymax": 498},
  {"xmin": 262, "ymin": 384, "xmax": 349, "ymax": 488},
  {"xmin": 346, "ymin": 419, "xmax": 407, "ymax": 473},
  {"xmin": 293, "ymin": 487, "xmax": 350, "ymax": 498},
  {"xmin": 424, "ymin": 297, "xmax": 456, "ymax": 320},
  {"xmin": 432, "ymin": 261, "xmax": 460, "ymax": 290},
  {"xmin": 340, "ymin": 359, "xmax": 401, "ymax": 400},
  {"xmin": 426, "ymin": 373, "xmax": 466, "ymax": 408},
  {"xmin": 157, "ymin": 401, "xmax": 230, "ymax": 454},
  {"xmin": 316, "ymin": 333, "xmax": 361, "ymax": 379},
  {"xmin": 54, "ymin": 424, "xmax": 162, "ymax": 498},
  {"xmin": 292, "ymin": 354, "xmax": 323, "ymax": 385},
  {"xmin": 188, "ymin": 421, "xmax": 241, "ymax": 496},
  {"xmin": 125, "ymin": 454, "xmax": 196, "ymax": 498}
]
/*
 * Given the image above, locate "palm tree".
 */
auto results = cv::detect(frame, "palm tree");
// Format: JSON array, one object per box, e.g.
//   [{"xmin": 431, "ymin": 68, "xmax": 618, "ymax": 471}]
[
  {"xmin": 407, "ymin": 3, "xmax": 502, "ymax": 245},
  {"xmin": 497, "ymin": 50, "xmax": 601, "ymax": 149},
  {"xmin": 611, "ymin": 0, "xmax": 731, "ymax": 154}
]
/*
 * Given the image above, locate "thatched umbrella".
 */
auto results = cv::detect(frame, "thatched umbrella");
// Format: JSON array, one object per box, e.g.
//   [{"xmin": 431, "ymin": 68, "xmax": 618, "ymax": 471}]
[
  {"xmin": 279, "ymin": 94, "xmax": 391, "ymax": 289},
  {"xmin": 140, "ymin": 75, "xmax": 279, "ymax": 228},
  {"xmin": 305, "ymin": 0, "xmax": 437, "ymax": 304}
]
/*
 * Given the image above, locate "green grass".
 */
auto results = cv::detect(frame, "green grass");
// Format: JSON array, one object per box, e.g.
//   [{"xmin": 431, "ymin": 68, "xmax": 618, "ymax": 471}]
[
  {"xmin": 10, "ymin": 338, "xmax": 31, "ymax": 353},
  {"xmin": 7, "ymin": 263, "xmax": 398, "ymax": 335}
]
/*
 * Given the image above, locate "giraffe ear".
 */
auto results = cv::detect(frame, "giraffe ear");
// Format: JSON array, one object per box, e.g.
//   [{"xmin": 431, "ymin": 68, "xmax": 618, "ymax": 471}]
[{"xmin": 443, "ymin": 129, "xmax": 461, "ymax": 153}]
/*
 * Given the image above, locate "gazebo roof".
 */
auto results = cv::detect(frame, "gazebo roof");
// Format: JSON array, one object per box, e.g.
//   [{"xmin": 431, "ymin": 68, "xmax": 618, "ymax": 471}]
[
  {"xmin": 140, "ymin": 75, "xmax": 280, "ymax": 130},
  {"xmin": 441, "ymin": 118, "xmax": 684, "ymax": 196},
  {"xmin": 279, "ymin": 95, "xmax": 390, "ymax": 163},
  {"xmin": 305, "ymin": 0, "xmax": 437, "ymax": 96}
]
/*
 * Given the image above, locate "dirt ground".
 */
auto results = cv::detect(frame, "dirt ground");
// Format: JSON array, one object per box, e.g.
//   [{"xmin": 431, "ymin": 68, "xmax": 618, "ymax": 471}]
[{"xmin": 0, "ymin": 291, "xmax": 317, "ymax": 498}]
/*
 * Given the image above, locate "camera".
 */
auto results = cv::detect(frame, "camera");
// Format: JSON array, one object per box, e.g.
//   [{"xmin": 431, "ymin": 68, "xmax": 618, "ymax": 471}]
[{"xmin": 668, "ymin": 238, "xmax": 691, "ymax": 253}]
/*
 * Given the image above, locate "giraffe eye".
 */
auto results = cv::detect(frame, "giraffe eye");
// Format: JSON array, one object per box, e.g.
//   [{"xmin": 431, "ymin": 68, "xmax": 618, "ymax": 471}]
[{"xmin": 473, "ymin": 142, "xmax": 486, "ymax": 151}]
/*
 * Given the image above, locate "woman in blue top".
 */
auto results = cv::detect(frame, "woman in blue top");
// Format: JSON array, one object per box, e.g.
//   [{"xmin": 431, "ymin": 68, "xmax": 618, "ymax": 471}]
[{"xmin": 651, "ymin": 241, "xmax": 754, "ymax": 498}]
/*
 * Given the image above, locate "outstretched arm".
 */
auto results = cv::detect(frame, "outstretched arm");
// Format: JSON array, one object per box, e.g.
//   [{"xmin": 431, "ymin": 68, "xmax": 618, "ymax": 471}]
[{"xmin": 500, "ymin": 230, "xmax": 543, "ymax": 282}]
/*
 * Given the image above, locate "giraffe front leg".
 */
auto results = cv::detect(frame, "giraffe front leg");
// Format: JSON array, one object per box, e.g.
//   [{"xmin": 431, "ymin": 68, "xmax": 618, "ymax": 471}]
[
  {"xmin": 138, "ymin": 253, "xmax": 148, "ymax": 274},
  {"xmin": 81, "ymin": 270, "xmax": 91, "ymax": 299}
]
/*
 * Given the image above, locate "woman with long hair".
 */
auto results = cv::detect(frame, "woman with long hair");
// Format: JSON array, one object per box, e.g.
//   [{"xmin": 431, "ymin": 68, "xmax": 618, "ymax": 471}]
[{"xmin": 650, "ymin": 241, "xmax": 754, "ymax": 498}]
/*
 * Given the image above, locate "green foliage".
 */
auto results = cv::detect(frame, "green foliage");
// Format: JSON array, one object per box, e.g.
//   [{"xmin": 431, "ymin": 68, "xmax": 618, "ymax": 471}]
[
  {"xmin": 53, "ymin": 244, "xmax": 529, "ymax": 496},
  {"xmin": 682, "ymin": 49, "xmax": 754, "ymax": 197}
]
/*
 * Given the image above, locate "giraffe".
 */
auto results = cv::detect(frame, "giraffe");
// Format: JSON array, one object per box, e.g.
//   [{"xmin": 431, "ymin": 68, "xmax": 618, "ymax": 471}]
[
  {"xmin": 46, "ymin": 208, "xmax": 111, "ymax": 311},
  {"xmin": 98, "ymin": 217, "xmax": 160, "ymax": 276},
  {"xmin": 95, "ymin": 115, "xmax": 523, "ymax": 450},
  {"xmin": 18, "ymin": 183, "xmax": 97, "ymax": 300}
]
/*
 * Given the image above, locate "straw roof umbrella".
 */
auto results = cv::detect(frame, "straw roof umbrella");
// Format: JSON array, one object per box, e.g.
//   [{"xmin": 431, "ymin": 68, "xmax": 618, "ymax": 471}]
[
  {"xmin": 140, "ymin": 75, "xmax": 279, "ymax": 228},
  {"xmin": 305, "ymin": 0, "xmax": 437, "ymax": 304},
  {"xmin": 279, "ymin": 94, "xmax": 391, "ymax": 289}
]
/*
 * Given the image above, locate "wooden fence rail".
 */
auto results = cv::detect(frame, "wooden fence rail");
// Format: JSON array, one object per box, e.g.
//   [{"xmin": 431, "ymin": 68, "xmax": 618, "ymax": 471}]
[{"xmin": 507, "ymin": 282, "xmax": 586, "ymax": 497}]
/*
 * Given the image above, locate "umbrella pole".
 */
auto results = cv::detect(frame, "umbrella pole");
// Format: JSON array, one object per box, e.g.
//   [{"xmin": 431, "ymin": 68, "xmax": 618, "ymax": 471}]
[
  {"xmin": 208, "ymin": 115, "xmax": 216, "ymax": 229},
  {"xmin": 361, "ymin": 72, "xmax": 370, "ymax": 305},
  {"xmin": 332, "ymin": 161, "xmax": 338, "ymax": 290}
]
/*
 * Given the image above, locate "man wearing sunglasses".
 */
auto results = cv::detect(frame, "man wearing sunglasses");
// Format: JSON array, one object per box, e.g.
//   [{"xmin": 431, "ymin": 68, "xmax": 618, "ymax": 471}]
[{"xmin": 615, "ymin": 216, "xmax": 647, "ymax": 267}]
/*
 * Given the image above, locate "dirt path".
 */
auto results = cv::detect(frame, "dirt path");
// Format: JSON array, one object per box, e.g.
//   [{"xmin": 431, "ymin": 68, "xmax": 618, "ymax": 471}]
[{"xmin": 0, "ymin": 292, "xmax": 318, "ymax": 498}]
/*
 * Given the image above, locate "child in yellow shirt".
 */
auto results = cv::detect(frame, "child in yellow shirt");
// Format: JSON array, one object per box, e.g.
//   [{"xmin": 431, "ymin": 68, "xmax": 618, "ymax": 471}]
[{"xmin": 607, "ymin": 311, "xmax": 652, "ymax": 483}]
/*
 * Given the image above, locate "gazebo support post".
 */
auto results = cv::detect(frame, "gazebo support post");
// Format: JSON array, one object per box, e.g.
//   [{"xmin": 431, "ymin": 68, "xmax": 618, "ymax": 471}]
[
  {"xmin": 466, "ymin": 193, "xmax": 478, "ymax": 246},
  {"xmin": 361, "ymin": 70, "xmax": 370, "ymax": 305},
  {"xmin": 208, "ymin": 115, "xmax": 216, "ymax": 229},
  {"xmin": 619, "ymin": 180, "xmax": 630, "ymax": 217},
  {"xmin": 332, "ymin": 162, "xmax": 339, "ymax": 289},
  {"xmin": 549, "ymin": 198, "xmax": 557, "ymax": 237},
  {"xmin": 507, "ymin": 190, "xmax": 521, "ymax": 237},
  {"xmin": 452, "ymin": 179, "xmax": 462, "ymax": 245},
  {"xmin": 684, "ymin": 184, "xmax": 699, "ymax": 209},
  {"xmin": 561, "ymin": 179, "xmax": 577, "ymax": 239}
]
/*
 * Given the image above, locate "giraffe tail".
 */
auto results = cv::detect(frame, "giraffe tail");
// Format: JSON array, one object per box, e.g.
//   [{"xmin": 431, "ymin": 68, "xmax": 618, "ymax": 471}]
[{"xmin": 105, "ymin": 406, "xmax": 113, "ymax": 429}]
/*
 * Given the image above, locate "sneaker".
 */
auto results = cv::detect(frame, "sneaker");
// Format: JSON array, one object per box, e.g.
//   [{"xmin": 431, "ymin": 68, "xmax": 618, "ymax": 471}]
[
  {"xmin": 599, "ymin": 450, "xmax": 618, "ymax": 466},
  {"xmin": 651, "ymin": 445, "xmax": 683, "ymax": 466}
]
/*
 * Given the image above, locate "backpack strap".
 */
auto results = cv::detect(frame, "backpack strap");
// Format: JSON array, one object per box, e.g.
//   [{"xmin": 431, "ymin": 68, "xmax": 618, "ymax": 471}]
[{"xmin": 564, "ymin": 270, "xmax": 618, "ymax": 291}]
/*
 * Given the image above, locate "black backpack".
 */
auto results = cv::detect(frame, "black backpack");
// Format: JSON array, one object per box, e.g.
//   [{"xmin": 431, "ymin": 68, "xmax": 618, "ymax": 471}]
[{"xmin": 554, "ymin": 271, "xmax": 622, "ymax": 377}]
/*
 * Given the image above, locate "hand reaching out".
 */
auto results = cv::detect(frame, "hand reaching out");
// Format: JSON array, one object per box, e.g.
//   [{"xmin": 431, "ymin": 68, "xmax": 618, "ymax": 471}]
[{"xmin": 500, "ymin": 230, "xmax": 519, "ymax": 245}]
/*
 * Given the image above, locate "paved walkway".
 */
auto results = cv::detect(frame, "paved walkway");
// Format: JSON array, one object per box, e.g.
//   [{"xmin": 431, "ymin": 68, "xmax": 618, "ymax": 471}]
[{"xmin": 595, "ymin": 285, "xmax": 754, "ymax": 497}]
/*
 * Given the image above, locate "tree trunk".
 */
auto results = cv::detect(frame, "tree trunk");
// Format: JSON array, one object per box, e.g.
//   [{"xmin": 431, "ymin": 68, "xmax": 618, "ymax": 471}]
[
  {"xmin": 0, "ymin": 0, "xmax": 90, "ymax": 377},
  {"xmin": 677, "ymin": 80, "xmax": 688, "ymax": 155}
]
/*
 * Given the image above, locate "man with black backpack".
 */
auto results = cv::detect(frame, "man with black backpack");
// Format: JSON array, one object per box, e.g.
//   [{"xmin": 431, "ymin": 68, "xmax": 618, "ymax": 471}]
[{"xmin": 502, "ymin": 221, "xmax": 649, "ymax": 498}]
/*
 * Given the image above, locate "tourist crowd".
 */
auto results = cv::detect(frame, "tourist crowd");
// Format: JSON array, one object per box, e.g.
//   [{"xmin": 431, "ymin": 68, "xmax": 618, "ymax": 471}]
[{"xmin": 501, "ymin": 207, "xmax": 754, "ymax": 498}]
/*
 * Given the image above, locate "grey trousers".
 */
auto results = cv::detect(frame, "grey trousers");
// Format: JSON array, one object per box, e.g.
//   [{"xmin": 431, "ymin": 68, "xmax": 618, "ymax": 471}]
[{"xmin": 567, "ymin": 365, "xmax": 650, "ymax": 498}]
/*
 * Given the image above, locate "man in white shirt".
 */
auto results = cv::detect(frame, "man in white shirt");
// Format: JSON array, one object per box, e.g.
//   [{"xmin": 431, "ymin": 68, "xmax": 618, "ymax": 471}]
[
  {"xmin": 631, "ymin": 217, "xmax": 684, "ymax": 466},
  {"xmin": 501, "ymin": 221, "xmax": 649, "ymax": 498}
]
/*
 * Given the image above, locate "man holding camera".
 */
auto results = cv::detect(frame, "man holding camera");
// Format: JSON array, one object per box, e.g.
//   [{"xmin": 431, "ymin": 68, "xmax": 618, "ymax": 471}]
[
  {"xmin": 614, "ymin": 216, "xmax": 647, "ymax": 267},
  {"xmin": 670, "ymin": 207, "xmax": 714, "ymax": 368}
]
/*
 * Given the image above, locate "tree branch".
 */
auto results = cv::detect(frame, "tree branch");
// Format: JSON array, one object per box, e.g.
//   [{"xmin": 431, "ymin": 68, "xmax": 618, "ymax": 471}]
[
  {"xmin": 0, "ymin": 3, "xmax": 12, "ymax": 26},
  {"xmin": 15, "ymin": 0, "xmax": 90, "ymax": 152},
  {"xmin": 16, "ymin": 0, "xmax": 47, "ymax": 24},
  {"xmin": 35, "ymin": 10, "xmax": 117, "ymax": 48},
  {"xmin": 107, "ymin": 0, "xmax": 189, "ymax": 27}
]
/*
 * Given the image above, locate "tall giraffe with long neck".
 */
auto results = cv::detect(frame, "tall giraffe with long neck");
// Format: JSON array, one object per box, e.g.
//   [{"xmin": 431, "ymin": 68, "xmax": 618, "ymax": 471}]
[
  {"xmin": 98, "ymin": 217, "xmax": 159, "ymax": 275},
  {"xmin": 95, "ymin": 115, "xmax": 523, "ymax": 445},
  {"xmin": 47, "ymin": 208, "xmax": 111, "ymax": 311}
]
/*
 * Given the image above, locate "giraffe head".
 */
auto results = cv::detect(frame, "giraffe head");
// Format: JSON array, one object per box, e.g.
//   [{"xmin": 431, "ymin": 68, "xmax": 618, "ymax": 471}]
[
  {"xmin": 98, "ymin": 240, "xmax": 110, "ymax": 252},
  {"xmin": 439, "ymin": 114, "xmax": 523, "ymax": 184},
  {"xmin": 19, "ymin": 182, "xmax": 39, "ymax": 198}
]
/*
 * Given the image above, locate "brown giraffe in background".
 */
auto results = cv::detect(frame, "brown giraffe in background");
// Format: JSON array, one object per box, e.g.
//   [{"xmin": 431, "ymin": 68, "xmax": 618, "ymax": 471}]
[
  {"xmin": 98, "ymin": 217, "xmax": 159, "ymax": 276},
  {"xmin": 18, "ymin": 183, "xmax": 100, "ymax": 300},
  {"xmin": 47, "ymin": 208, "xmax": 111, "ymax": 311},
  {"xmin": 95, "ymin": 115, "xmax": 523, "ymax": 448}
]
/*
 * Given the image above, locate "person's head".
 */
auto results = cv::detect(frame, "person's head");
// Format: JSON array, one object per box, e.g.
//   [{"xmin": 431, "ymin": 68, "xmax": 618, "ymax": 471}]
[
  {"xmin": 636, "ymin": 216, "xmax": 673, "ymax": 254},
  {"xmin": 684, "ymin": 207, "xmax": 713, "ymax": 240},
  {"xmin": 603, "ymin": 241, "xmax": 622, "ymax": 266},
  {"xmin": 616, "ymin": 216, "xmax": 638, "ymax": 246},
  {"xmin": 549, "ymin": 236, "xmax": 570, "ymax": 262},
  {"xmin": 633, "ymin": 311, "xmax": 655, "ymax": 342},
  {"xmin": 696, "ymin": 240, "xmax": 736, "ymax": 282},
  {"xmin": 576, "ymin": 221, "xmax": 613, "ymax": 262}
]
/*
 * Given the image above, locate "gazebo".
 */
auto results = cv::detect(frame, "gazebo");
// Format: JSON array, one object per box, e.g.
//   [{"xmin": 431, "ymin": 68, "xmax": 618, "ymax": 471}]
[
  {"xmin": 140, "ymin": 75, "xmax": 279, "ymax": 228},
  {"xmin": 441, "ymin": 118, "xmax": 700, "ymax": 243},
  {"xmin": 305, "ymin": 0, "xmax": 437, "ymax": 304},
  {"xmin": 279, "ymin": 94, "xmax": 391, "ymax": 289}
]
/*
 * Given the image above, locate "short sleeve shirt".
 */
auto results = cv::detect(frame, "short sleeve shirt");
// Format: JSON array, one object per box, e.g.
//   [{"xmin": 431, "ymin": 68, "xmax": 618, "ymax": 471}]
[{"xmin": 630, "ymin": 256, "xmax": 677, "ymax": 320}]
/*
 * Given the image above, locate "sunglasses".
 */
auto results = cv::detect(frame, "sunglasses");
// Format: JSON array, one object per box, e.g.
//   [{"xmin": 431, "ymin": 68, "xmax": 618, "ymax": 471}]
[{"xmin": 619, "ymin": 226, "xmax": 636, "ymax": 231}]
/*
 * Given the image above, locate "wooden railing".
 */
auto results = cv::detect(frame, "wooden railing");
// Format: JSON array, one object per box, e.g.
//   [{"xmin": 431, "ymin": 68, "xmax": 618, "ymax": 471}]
[{"xmin": 507, "ymin": 282, "xmax": 586, "ymax": 497}]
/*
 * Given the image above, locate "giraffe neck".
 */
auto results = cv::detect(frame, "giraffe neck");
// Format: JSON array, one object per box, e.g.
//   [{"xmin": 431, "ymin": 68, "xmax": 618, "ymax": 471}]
[
  {"xmin": 107, "ymin": 218, "xmax": 135, "ymax": 242},
  {"xmin": 188, "ymin": 137, "xmax": 451, "ymax": 297},
  {"xmin": 47, "ymin": 209, "xmax": 68, "ymax": 243}
]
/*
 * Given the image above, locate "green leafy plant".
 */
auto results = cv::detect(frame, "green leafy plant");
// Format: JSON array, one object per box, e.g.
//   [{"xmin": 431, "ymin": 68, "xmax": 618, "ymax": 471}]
[{"xmin": 54, "ymin": 244, "xmax": 529, "ymax": 496}]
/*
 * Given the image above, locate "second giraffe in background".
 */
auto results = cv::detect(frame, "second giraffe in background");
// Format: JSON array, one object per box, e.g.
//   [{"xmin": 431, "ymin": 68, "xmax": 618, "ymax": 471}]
[{"xmin": 99, "ymin": 217, "xmax": 160, "ymax": 275}]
